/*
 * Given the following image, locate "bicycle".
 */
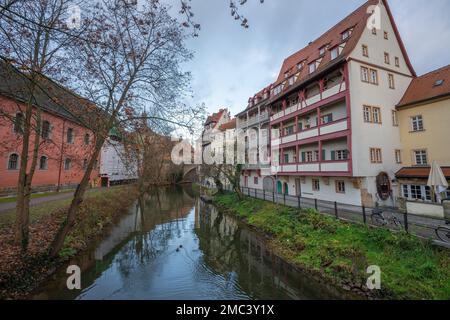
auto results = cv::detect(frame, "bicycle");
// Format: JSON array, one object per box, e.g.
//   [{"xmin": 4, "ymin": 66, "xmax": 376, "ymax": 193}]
[
  {"xmin": 370, "ymin": 203, "xmax": 403, "ymax": 230},
  {"xmin": 435, "ymin": 223, "xmax": 450, "ymax": 243}
]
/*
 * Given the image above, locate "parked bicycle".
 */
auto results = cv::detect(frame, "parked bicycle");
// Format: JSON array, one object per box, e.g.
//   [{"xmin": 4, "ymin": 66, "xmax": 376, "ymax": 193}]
[
  {"xmin": 371, "ymin": 203, "xmax": 403, "ymax": 230},
  {"xmin": 435, "ymin": 224, "xmax": 450, "ymax": 243}
]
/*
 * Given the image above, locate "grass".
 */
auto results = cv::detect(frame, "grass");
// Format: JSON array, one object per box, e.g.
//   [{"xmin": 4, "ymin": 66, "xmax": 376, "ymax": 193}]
[
  {"xmin": 0, "ymin": 189, "xmax": 75, "ymax": 204},
  {"xmin": 215, "ymin": 192, "xmax": 450, "ymax": 300},
  {"xmin": 0, "ymin": 187, "xmax": 105, "ymax": 229}
]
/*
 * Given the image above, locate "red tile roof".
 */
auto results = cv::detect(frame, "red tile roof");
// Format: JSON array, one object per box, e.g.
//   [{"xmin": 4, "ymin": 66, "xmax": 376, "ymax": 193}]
[
  {"xmin": 397, "ymin": 64, "xmax": 450, "ymax": 107},
  {"xmin": 219, "ymin": 118, "xmax": 236, "ymax": 131},
  {"xmin": 248, "ymin": 0, "xmax": 415, "ymax": 102},
  {"xmin": 396, "ymin": 167, "xmax": 450, "ymax": 179},
  {"xmin": 205, "ymin": 109, "xmax": 226, "ymax": 126}
]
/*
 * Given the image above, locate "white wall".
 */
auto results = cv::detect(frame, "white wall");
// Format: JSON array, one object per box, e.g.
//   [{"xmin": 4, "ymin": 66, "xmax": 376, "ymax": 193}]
[
  {"xmin": 100, "ymin": 139, "xmax": 138, "ymax": 182},
  {"xmin": 277, "ymin": 176, "xmax": 362, "ymax": 206},
  {"xmin": 347, "ymin": 2, "xmax": 413, "ymax": 205}
]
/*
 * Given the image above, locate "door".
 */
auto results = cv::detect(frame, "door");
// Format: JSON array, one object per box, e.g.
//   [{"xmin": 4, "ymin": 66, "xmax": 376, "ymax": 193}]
[
  {"xmin": 283, "ymin": 182, "xmax": 289, "ymax": 195},
  {"xmin": 277, "ymin": 181, "xmax": 283, "ymax": 194}
]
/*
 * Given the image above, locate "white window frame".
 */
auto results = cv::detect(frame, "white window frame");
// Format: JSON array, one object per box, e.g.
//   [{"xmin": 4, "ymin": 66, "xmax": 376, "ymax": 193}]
[
  {"xmin": 411, "ymin": 115, "xmax": 424, "ymax": 132},
  {"xmin": 402, "ymin": 184, "xmax": 432, "ymax": 202},
  {"xmin": 414, "ymin": 150, "xmax": 428, "ymax": 166}
]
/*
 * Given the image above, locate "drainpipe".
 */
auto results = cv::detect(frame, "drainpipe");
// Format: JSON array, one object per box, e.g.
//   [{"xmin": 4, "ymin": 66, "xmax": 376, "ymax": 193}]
[{"xmin": 57, "ymin": 120, "xmax": 66, "ymax": 192}]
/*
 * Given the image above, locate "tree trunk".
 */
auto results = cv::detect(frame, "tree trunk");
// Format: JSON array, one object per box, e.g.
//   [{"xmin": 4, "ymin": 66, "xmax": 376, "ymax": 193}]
[{"xmin": 48, "ymin": 137, "xmax": 104, "ymax": 258}]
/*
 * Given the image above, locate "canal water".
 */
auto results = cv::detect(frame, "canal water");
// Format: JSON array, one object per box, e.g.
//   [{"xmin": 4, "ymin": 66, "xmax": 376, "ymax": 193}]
[{"xmin": 31, "ymin": 186, "xmax": 355, "ymax": 300}]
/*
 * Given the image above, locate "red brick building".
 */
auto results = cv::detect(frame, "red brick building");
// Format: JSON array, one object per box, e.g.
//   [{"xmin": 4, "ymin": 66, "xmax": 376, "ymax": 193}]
[{"xmin": 0, "ymin": 60, "xmax": 100, "ymax": 195}]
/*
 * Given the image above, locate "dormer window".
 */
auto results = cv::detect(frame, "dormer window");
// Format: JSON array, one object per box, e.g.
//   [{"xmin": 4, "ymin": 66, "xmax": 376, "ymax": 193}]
[
  {"xmin": 288, "ymin": 77, "xmax": 295, "ymax": 86},
  {"xmin": 309, "ymin": 62, "xmax": 316, "ymax": 74},
  {"xmin": 330, "ymin": 47, "xmax": 339, "ymax": 60},
  {"xmin": 284, "ymin": 72, "xmax": 289, "ymax": 79},
  {"xmin": 434, "ymin": 79, "xmax": 444, "ymax": 87},
  {"xmin": 297, "ymin": 61, "xmax": 305, "ymax": 70},
  {"xmin": 319, "ymin": 46, "xmax": 326, "ymax": 56},
  {"xmin": 341, "ymin": 28, "xmax": 352, "ymax": 41}
]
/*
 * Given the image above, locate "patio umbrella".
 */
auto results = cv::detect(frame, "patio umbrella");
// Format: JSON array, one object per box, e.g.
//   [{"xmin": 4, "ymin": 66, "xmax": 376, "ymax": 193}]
[{"xmin": 427, "ymin": 161, "xmax": 449, "ymax": 203}]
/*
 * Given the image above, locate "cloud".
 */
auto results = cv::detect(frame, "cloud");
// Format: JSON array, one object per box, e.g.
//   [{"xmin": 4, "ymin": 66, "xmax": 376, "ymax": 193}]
[{"xmin": 176, "ymin": 0, "xmax": 450, "ymax": 116}]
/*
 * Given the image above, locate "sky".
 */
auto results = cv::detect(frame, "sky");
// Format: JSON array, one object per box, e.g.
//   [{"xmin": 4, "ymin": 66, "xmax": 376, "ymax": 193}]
[{"xmin": 168, "ymin": 0, "xmax": 450, "ymax": 118}]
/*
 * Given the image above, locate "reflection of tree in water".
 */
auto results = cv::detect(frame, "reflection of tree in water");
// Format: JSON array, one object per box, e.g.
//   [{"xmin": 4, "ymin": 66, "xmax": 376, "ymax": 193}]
[{"xmin": 113, "ymin": 186, "xmax": 195, "ymax": 281}]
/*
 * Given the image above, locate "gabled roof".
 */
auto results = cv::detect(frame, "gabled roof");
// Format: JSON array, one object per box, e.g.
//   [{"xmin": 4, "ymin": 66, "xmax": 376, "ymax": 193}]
[
  {"xmin": 397, "ymin": 64, "xmax": 450, "ymax": 108},
  {"xmin": 248, "ymin": 0, "xmax": 415, "ymax": 104},
  {"xmin": 204, "ymin": 109, "xmax": 226, "ymax": 127}
]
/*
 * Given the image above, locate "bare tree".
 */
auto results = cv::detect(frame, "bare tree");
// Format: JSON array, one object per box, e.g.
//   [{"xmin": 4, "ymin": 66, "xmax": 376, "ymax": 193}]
[
  {"xmin": 0, "ymin": 0, "xmax": 84, "ymax": 250},
  {"xmin": 49, "ymin": 0, "xmax": 201, "ymax": 257}
]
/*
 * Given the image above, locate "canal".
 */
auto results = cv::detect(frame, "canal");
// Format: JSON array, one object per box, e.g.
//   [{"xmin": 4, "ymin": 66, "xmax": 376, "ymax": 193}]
[{"xmin": 31, "ymin": 186, "xmax": 355, "ymax": 300}]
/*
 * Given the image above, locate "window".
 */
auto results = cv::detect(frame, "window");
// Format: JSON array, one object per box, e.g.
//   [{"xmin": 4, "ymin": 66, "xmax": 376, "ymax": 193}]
[
  {"xmin": 330, "ymin": 47, "xmax": 339, "ymax": 60},
  {"xmin": 254, "ymin": 177, "xmax": 258, "ymax": 185},
  {"xmin": 321, "ymin": 113, "xmax": 333, "ymax": 124},
  {"xmin": 309, "ymin": 62, "xmax": 316, "ymax": 74},
  {"xmin": 14, "ymin": 112, "xmax": 24, "ymax": 134},
  {"xmin": 333, "ymin": 150, "xmax": 349, "ymax": 161},
  {"xmin": 319, "ymin": 46, "xmax": 326, "ymax": 56},
  {"xmin": 411, "ymin": 115, "xmax": 424, "ymax": 132},
  {"xmin": 8, "ymin": 153, "xmax": 19, "ymax": 170},
  {"xmin": 83, "ymin": 159, "xmax": 88, "ymax": 170},
  {"xmin": 384, "ymin": 52, "xmax": 390, "ymax": 64},
  {"xmin": 370, "ymin": 148, "xmax": 382, "ymax": 163},
  {"xmin": 388, "ymin": 74, "xmax": 395, "ymax": 89},
  {"xmin": 402, "ymin": 185, "xmax": 432, "ymax": 201},
  {"xmin": 302, "ymin": 151, "xmax": 314, "ymax": 163},
  {"xmin": 414, "ymin": 150, "xmax": 428, "ymax": 166},
  {"xmin": 384, "ymin": 31, "xmax": 388, "ymax": 40},
  {"xmin": 395, "ymin": 57, "xmax": 400, "ymax": 67},
  {"xmin": 395, "ymin": 150, "xmax": 402, "ymax": 164},
  {"xmin": 39, "ymin": 156, "xmax": 48, "ymax": 170},
  {"xmin": 41, "ymin": 120, "xmax": 50, "ymax": 139},
  {"xmin": 363, "ymin": 106, "xmax": 372, "ymax": 123},
  {"xmin": 284, "ymin": 126, "xmax": 294, "ymax": 136},
  {"xmin": 392, "ymin": 110, "xmax": 398, "ymax": 126},
  {"xmin": 284, "ymin": 153, "xmax": 289, "ymax": 164},
  {"xmin": 84, "ymin": 133, "xmax": 90, "ymax": 145},
  {"xmin": 312, "ymin": 179, "xmax": 320, "ymax": 191},
  {"xmin": 67, "ymin": 128, "xmax": 74, "ymax": 144},
  {"xmin": 64, "ymin": 158, "xmax": 72, "ymax": 170},
  {"xmin": 361, "ymin": 66, "xmax": 369, "ymax": 83},
  {"xmin": 369, "ymin": 68, "xmax": 378, "ymax": 84},
  {"xmin": 336, "ymin": 181, "xmax": 346, "ymax": 193},
  {"xmin": 342, "ymin": 29, "xmax": 351, "ymax": 40},
  {"xmin": 372, "ymin": 28, "xmax": 377, "ymax": 35},
  {"xmin": 372, "ymin": 107, "xmax": 381, "ymax": 124},
  {"xmin": 434, "ymin": 79, "xmax": 444, "ymax": 87},
  {"xmin": 362, "ymin": 45, "xmax": 369, "ymax": 57},
  {"xmin": 288, "ymin": 77, "xmax": 295, "ymax": 86}
]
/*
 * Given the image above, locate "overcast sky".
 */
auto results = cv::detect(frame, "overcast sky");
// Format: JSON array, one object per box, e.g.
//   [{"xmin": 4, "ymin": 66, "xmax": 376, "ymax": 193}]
[{"xmin": 172, "ymin": 0, "xmax": 450, "ymax": 117}]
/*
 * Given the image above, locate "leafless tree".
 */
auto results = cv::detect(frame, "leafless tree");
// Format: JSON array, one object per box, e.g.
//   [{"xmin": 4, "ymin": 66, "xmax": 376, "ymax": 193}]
[
  {"xmin": 0, "ymin": 0, "xmax": 85, "ymax": 250},
  {"xmin": 49, "ymin": 0, "xmax": 202, "ymax": 257}
]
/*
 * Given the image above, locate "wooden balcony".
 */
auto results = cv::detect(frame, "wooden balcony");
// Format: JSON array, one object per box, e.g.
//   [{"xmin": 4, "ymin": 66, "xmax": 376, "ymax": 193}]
[
  {"xmin": 271, "ymin": 159, "xmax": 350, "ymax": 176},
  {"xmin": 272, "ymin": 117, "xmax": 348, "ymax": 147},
  {"xmin": 270, "ymin": 82, "xmax": 347, "ymax": 123}
]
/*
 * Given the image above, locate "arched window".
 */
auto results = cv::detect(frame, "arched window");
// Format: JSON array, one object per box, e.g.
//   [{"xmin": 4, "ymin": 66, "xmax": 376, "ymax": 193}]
[
  {"xmin": 83, "ymin": 159, "xmax": 88, "ymax": 170},
  {"xmin": 8, "ymin": 153, "xmax": 19, "ymax": 170},
  {"xmin": 64, "ymin": 158, "xmax": 71, "ymax": 170},
  {"xmin": 41, "ymin": 120, "xmax": 50, "ymax": 139},
  {"xmin": 14, "ymin": 112, "xmax": 24, "ymax": 134},
  {"xmin": 39, "ymin": 156, "xmax": 48, "ymax": 170},
  {"xmin": 67, "ymin": 128, "xmax": 74, "ymax": 144},
  {"xmin": 84, "ymin": 133, "xmax": 90, "ymax": 146}
]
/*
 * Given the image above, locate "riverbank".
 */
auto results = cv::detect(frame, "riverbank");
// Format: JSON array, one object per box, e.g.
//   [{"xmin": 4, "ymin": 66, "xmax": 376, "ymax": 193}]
[
  {"xmin": 0, "ymin": 186, "xmax": 138, "ymax": 299},
  {"xmin": 214, "ymin": 193, "xmax": 450, "ymax": 300}
]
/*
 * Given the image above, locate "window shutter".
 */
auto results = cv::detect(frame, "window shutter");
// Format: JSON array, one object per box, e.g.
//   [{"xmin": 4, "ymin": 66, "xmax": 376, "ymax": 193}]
[
  {"xmin": 301, "ymin": 152, "xmax": 306, "ymax": 162},
  {"xmin": 322, "ymin": 150, "xmax": 326, "ymax": 161},
  {"xmin": 331, "ymin": 151, "xmax": 336, "ymax": 161}
]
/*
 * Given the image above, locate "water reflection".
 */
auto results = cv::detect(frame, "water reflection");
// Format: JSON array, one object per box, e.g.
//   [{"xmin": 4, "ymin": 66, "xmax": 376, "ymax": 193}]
[{"xmin": 32, "ymin": 186, "xmax": 355, "ymax": 300}]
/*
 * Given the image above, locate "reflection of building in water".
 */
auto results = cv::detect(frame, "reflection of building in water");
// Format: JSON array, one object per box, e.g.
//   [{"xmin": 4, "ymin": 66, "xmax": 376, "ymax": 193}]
[{"xmin": 196, "ymin": 200, "xmax": 357, "ymax": 300}]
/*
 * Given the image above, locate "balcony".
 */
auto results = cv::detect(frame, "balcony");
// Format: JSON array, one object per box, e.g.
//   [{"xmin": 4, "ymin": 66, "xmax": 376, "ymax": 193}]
[
  {"xmin": 272, "ymin": 117, "xmax": 348, "ymax": 146},
  {"xmin": 271, "ymin": 160, "xmax": 350, "ymax": 175},
  {"xmin": 270, "ymin": 82, "xmax": 347, "ymax": 122}
]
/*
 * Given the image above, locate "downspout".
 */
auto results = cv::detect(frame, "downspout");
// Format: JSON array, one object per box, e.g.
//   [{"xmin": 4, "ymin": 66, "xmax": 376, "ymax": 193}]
[{"xmin": 57, "ymin": 119, "xmax": 66, "ymax": 192}]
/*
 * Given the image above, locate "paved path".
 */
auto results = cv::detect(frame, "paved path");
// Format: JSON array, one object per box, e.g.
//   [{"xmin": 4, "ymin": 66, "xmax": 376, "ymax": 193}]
[{"xmin": 0, "ymin": 192, "xmax": 76, "ymax": 214}]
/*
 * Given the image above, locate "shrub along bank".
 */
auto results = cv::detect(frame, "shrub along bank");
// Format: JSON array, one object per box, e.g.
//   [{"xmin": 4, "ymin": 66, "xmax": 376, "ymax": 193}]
[
  {"xmin": 215, "ymin": 193, "xmax": 450, "ymax": 300},
  {"xmin": 0, "ymin": 186, "xmax": 138, "ymax": 299}
]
